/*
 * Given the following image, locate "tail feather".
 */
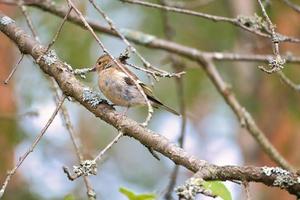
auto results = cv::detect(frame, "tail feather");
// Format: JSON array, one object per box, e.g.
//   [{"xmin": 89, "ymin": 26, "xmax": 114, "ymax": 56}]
[
  {"xmin": 158, "ymin": 103, "xmax": 180, "ymax": 116},
  {"xmin": 147, "ymin": 95, "xmax": 180, "ymax": 116}
]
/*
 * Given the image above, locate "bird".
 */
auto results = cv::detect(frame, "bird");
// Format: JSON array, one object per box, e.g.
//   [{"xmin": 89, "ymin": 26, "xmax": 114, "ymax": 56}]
[{"xmin": 93, "ymin": 54, "xmax": 179, "ymax": 116}]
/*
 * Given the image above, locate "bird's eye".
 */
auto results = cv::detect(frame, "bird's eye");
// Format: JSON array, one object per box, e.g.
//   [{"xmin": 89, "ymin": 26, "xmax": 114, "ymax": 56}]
[{"xmin": 98, "ymin": 61, "xmax": 102, "ymax": 65}]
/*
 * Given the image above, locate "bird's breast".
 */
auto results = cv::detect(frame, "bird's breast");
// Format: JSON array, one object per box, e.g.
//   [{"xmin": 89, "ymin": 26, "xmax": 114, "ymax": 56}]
[{"xmin": 98, "ymin": 69, "xmax": 146, "ymax": 106}]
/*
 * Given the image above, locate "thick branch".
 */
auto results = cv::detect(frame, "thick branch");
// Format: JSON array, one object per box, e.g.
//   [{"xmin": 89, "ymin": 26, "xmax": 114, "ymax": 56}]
[{"xmin": 1, "ymin": 13, "xmax": 300, "ymax": 197}]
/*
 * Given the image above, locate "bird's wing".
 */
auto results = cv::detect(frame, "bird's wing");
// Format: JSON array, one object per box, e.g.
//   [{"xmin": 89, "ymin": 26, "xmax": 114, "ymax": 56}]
[
  {"xmin": 140, "ymin": 83, "xmax": 180, "ymax": 115},
  {"xmin": 123, "ymin": 76, "xmax": 180, "ymax": 115}
]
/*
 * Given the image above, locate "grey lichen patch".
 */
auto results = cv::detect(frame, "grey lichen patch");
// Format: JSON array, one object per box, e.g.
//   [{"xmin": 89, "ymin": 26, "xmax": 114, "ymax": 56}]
[
  {"xmin": 0, "ymin": 16, "xmax": 15, "ymax": 26},
  {"xmin": 237, "ymin": 14, "xmax": 268, "ymax": 33},
  {"xmin": 120, "ymin": 28, "xmax": 156, "ymax": 44},
  {"xmin": 262, "ymin": 166, "xmax": 298, "ymax": 188},
  {"xmin": 262, "ymin": 166, "xmax": 290, "ymax": 176},
  {"xmin": 267, "ymin": 55, "xmax": 285, "ymax": 70},
  {"xmin": 73, "ymin": 67, "xmax": 95, "ymax": 79},
  {"xmin": 73, "ymin": 160, "xmax": 97, "ymax": 177},
  {"xmin": 273, "ymin": 175, "xmax": 296, "ymax": 188},
  {"xmin": 82, "ymin": 88, "xmax": 103, "ymax": 108},
  {"xmin": 175, "ymin": 178, "xmax": 214, "ymax": 199},
  {"xmin": 42, "ymin": 50, "xmax": 58, "ymax": 66},
  {"xmin": 63, "ymin": 62, "xmax": 73, "ymax": 71}
]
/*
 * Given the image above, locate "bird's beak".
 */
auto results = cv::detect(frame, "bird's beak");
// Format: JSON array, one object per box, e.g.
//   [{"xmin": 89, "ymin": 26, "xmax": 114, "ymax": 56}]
[{"xmin": 91, "ymin": 66, "xmax": 97, "ymax": 72}]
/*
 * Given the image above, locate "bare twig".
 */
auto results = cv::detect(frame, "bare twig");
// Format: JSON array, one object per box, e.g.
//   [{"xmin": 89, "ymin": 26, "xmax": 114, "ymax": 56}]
[
  {"xmin": 282, "ymin": 0, "xmax": 300, "ymax": 13},
  {"xmin": 19, "ymin": 1, "xmax": 39, "ymax": 41},
  {"xmin": 0, "ymin": 96, "xmax": 65, "ymax": 198},
  {"xmin": 257, "ymin": 0, "xmax": 285, "ymax": 73},
  {"xmin": 46, "ymin": 6, "xmax": 72, "ymax": 51},
  {"xmin": 120, "ymin": 0, "xmax": 235, "ymax": 23},
  {"xmin": 243, "ymin": 181, "xmax": 251, "ymax": 200},
  {"xmin": 63, "ymin": 131, "xmax": 123, "ymax": 181},
  {"xmin": 277, "ymin": 71, "xmax": 300, "ymax": 91},
  {"xmin": 120, "ymin": 0, "xmax": 300, "ymax": 43},
  {"xmin": 93, "ymin": 131, "xmax": 123, "ymax": 162},
  {"xmin": 125, "ymin": 62, "xmax": 185, "ymax": 79},
  {"xmin": 2, "ymin": 0, "xmax": 35, "ymax": 85},
  {"xmin": 0, "ymin": 110, "xmax": 38, "ymax": 120},
  {"xmin": 3, "ymin": 54, "xmax": 24, "ymax": 84},
  {"xmin": 162, "ymin": 0, "xmax": 217, "ymax": 9}
]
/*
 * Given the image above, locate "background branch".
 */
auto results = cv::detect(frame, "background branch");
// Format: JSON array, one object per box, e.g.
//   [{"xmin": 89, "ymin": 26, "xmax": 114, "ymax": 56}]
[{"xmin": 11, "ymin": 0, "xmax": 300, "ymax": 64}]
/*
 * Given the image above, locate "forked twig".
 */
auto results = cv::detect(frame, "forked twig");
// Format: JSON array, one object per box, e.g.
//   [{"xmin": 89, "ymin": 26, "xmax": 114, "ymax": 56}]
[
  {"xmin": 3, "ymin": 54, "xmax": 24, "ymax": 84},
  {"xmin": 63, "ymin": 131, "xmax": 124, "ymax": 181}
]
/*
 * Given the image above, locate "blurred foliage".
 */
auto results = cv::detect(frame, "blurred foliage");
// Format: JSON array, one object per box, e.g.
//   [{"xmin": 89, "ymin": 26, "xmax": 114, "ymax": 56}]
[
  {"xmin": 119, "ymin": 187, "xmax": 156, "ymax": 200},
  {"xmin": 202, "ymin": 181, "xmax": 232, "ymax": 200},
  {"xmin": 63, "ymin": 194, "xmax": 75, "ymax": 200}
]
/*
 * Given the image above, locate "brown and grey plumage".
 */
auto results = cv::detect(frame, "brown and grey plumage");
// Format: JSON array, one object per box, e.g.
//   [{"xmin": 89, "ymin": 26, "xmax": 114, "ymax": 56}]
[{"xmin": 94, "ymin": 54, "xmax": 179, "ymax": 115}]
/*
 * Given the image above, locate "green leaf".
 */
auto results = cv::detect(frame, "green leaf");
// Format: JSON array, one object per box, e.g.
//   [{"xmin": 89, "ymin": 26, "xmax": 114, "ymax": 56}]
[
  {"xmin": 63, "ymin": 194, "xmax": 75, "ymax": 200},
  {"xmin": 119, "ymin": 187, "xmax": 156, "ymax": 200},
  {"xmin": 202, "ymin": 181, "xmax": 232, "ymax": 200}
]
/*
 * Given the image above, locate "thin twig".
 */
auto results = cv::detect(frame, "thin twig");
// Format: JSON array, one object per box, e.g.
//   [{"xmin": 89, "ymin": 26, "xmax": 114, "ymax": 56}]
[
  {"xmin": 0, "ymin": 111, "xmax": 38, "ymax": 120},
  {"xmin": 277, "ymin": 71, "xmax": 300, "ymax": 91},
  {"xmin": 282, "ymin": 0, "xmax": 300, "ymax": 13},
  {"xmin": 0, "ymin": 0, "xmax": 36, "ymax": 5},
  {"xmin": 120, "ymin": 0, "xmax": 300, "ymax": 43},
  {"xmin": 2, "ymin": 0, "xmax": 35, "ymax": 85},
  {"xmin": 3, "ymin": 54, "xmax": 24, "ymax": 84},
  {"xmin": 125, "ymin": 62, "xmax": 185, "ymax": 79},
  {"xmin": 19, "ymin": 1, "xmax": 39, "ymax": 41},
  {"xmin": 243, "ymin": 181, "xmax": 251, "ymax": 200},
  {"xmin": 93, "ymin": 131, "xmax": 123, "ymax": 162},
  {"xmin": 66, "ymin": 0, "xmax": 153, "ymax": 126},
  {"xmin": 62, "ymin": 131, "xmax": 123, "ymax": 181},
  {"xmin": 121, "ymin": 0, "xmax": 236, "ymax": 23},
  {"xmin": 46, "ymin": 6, "xmax": 72, "ymax": 51},
  {"xmin": 257, "ymin": 0, "xmax": 285, "ymax": 73},
  {"xmin": 0, "ymin": 96, "xmax": 65, "ymax": 199},
  {"xmin": 162, "ymin": 0, "xmax": 216, "ymax": 9}
]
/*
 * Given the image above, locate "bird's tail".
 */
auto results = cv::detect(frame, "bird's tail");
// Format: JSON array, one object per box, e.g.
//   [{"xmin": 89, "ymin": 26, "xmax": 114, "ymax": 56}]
[
  {"xmin": 145, "ymin": 93, "xmax": 180, "ymax": 116},
  {"xmin": 158, "ymin": 103, "xmax": 180, "ymax": 116},
  {"xmin": 149, "ymin": 99, "xmax": 179, "ymax": 116}
]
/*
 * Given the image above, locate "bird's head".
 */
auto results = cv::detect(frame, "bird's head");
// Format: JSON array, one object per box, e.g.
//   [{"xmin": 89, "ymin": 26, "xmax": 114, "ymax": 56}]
[{"xmin": 94, "ymin": 54, "xmax": 112, "ymax": 72}]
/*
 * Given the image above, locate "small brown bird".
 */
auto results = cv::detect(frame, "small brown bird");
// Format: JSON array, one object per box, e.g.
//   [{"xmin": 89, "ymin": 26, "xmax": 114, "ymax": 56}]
[{"xmin": 94, "ymin": 54, "xmax": 179, "ymax": 115}]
